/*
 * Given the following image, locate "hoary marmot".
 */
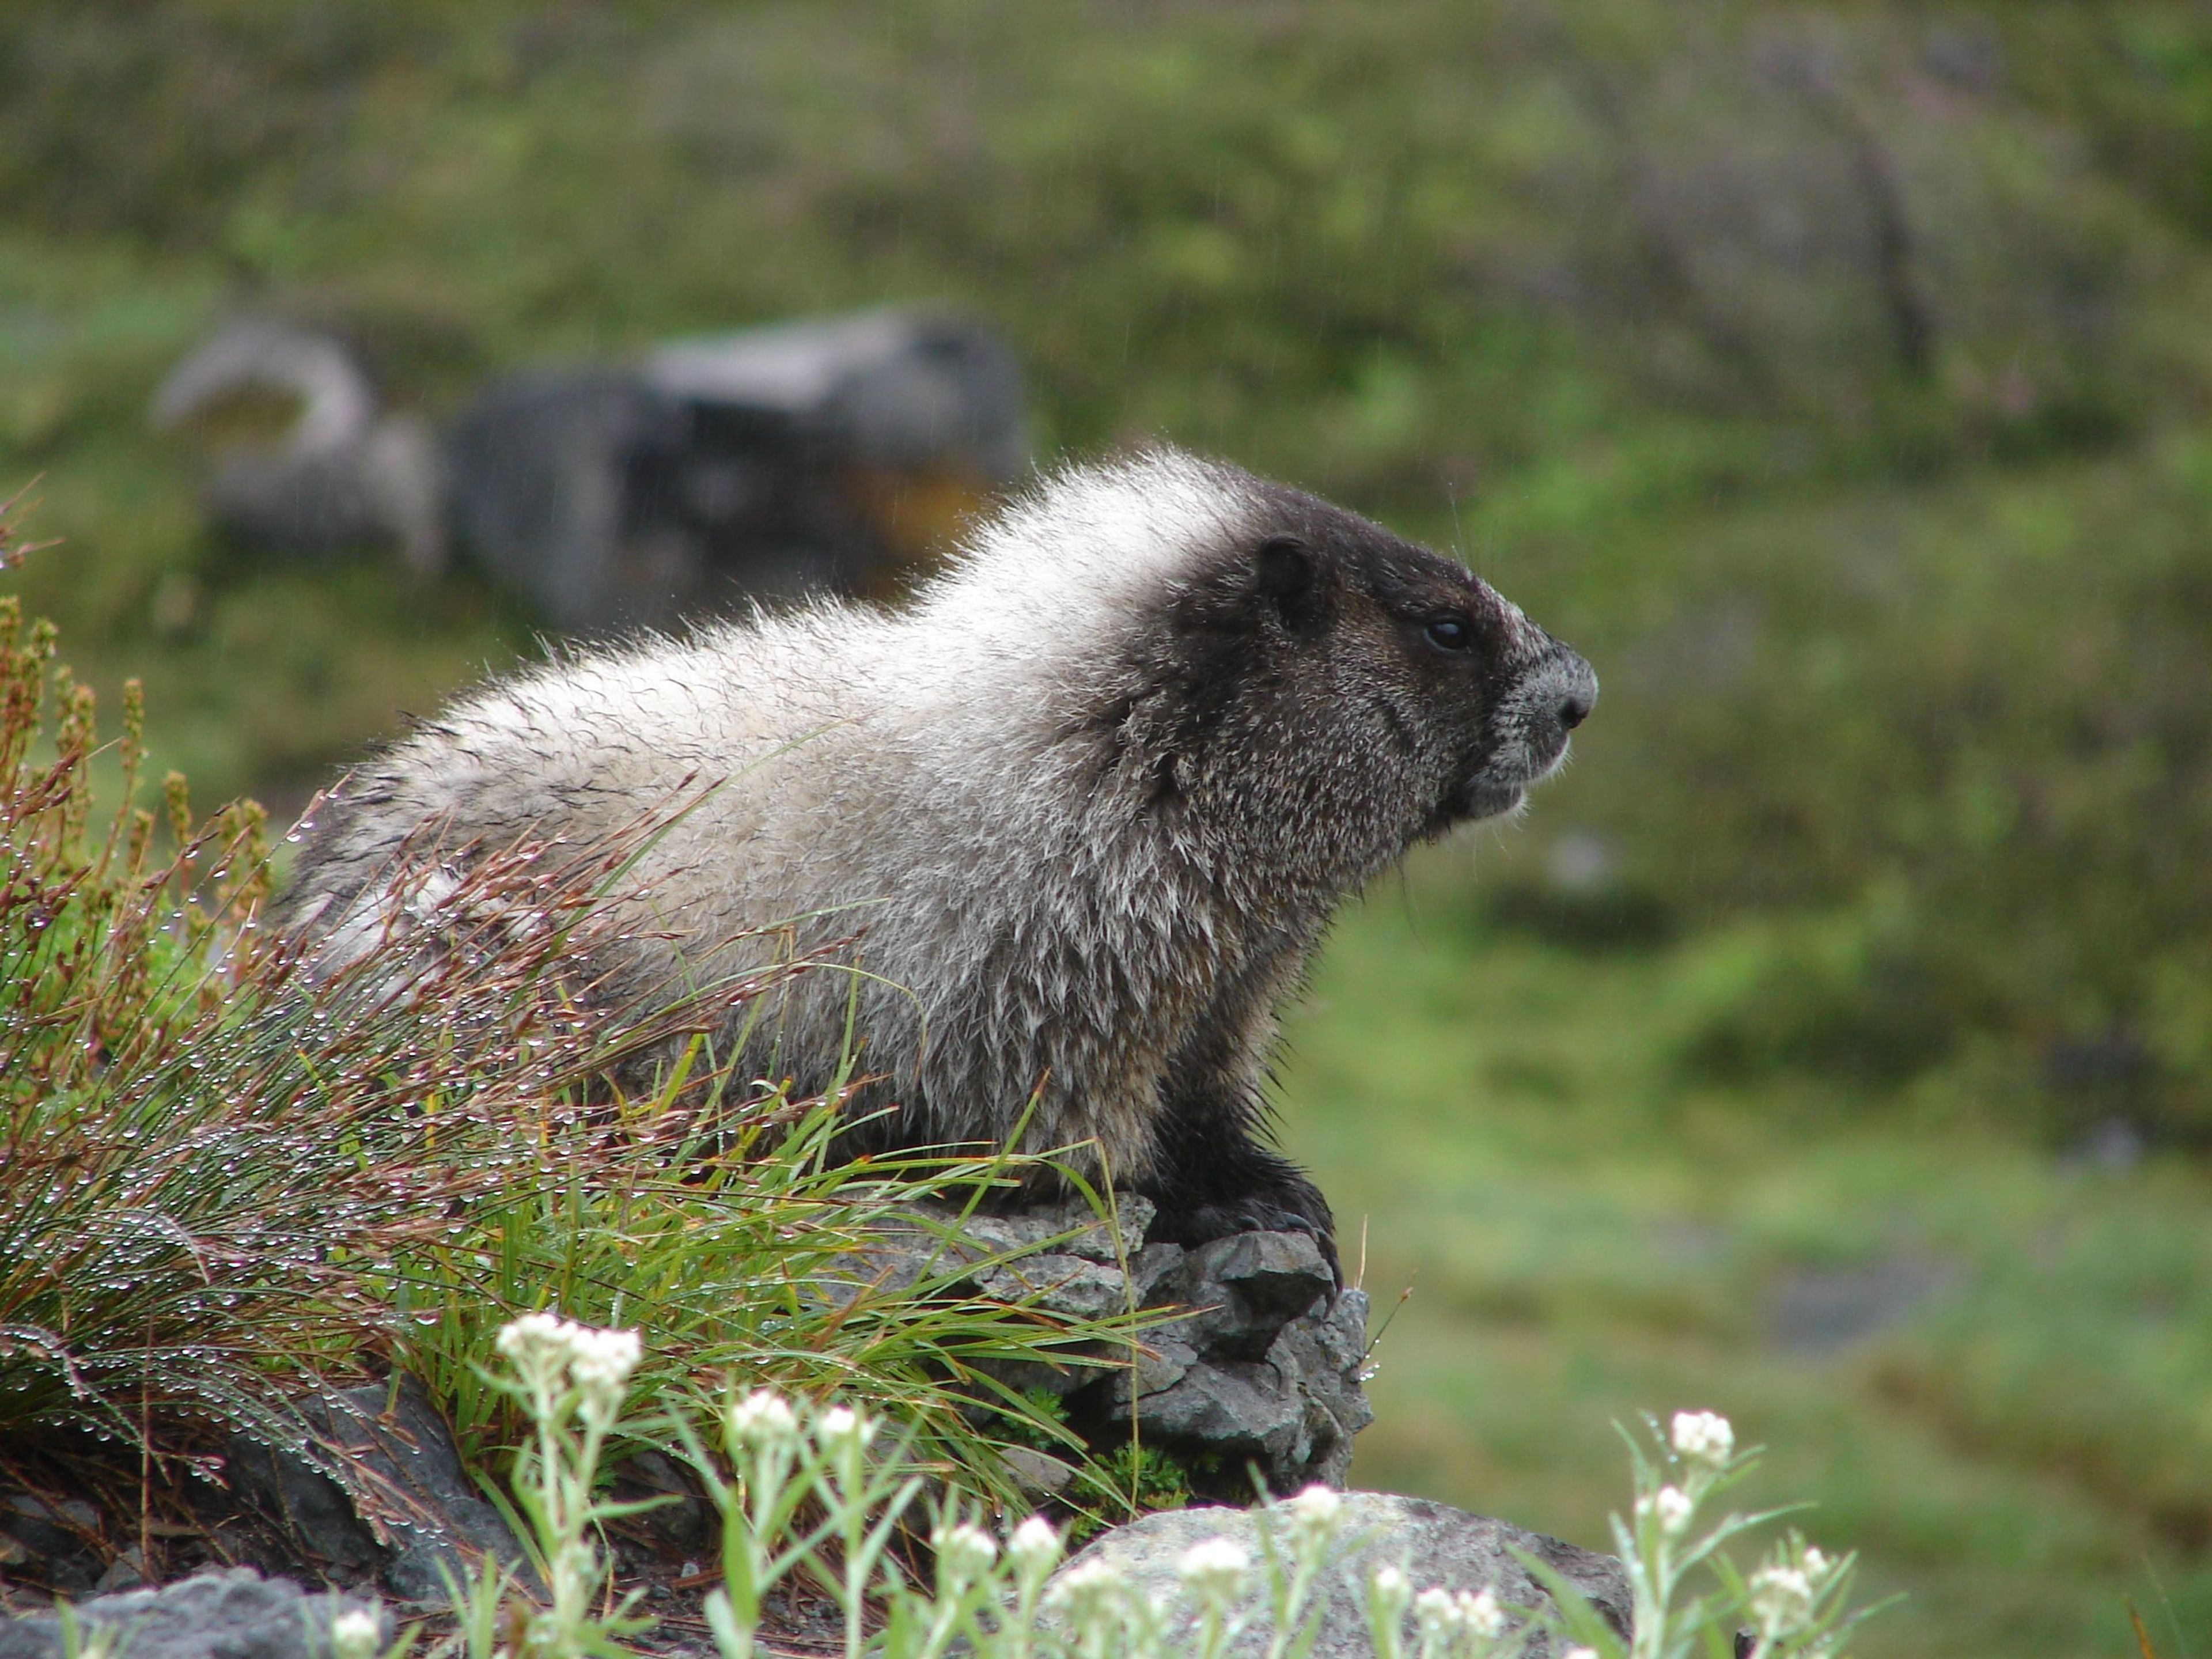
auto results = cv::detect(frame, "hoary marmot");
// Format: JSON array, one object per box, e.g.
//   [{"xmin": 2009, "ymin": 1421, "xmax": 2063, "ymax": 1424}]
[{"xmin": 279, "ymin": 449, "xmax": 1596, "ymax": 1267}]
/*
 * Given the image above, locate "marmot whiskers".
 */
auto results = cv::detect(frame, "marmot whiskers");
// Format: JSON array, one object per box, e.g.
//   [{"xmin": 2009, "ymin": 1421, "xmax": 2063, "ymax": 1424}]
[{"xmin": 279, "ymin": 449, "xmax": 1596, "ymax": 1267}]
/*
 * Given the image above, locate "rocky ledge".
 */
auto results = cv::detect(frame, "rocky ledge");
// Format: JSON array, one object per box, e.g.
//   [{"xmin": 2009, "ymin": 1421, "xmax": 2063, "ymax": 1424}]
[
  {"xmin": 0, "ymin": 1569, "xmax": 387, "ymax": 1659},
  {"xmin": 865, "ymin": 1198, "xmax": 1373, "ymax": 1496}
]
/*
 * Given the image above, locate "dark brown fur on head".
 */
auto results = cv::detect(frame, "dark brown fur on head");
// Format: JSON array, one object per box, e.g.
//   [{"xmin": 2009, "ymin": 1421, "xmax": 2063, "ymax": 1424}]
[{"xmin": 1074, "ymin": 461, "xmax": 1596, "ymax": 1260}]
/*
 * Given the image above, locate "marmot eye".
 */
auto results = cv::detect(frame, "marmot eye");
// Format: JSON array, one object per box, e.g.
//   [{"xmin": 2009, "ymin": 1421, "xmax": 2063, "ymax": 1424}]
[{"xmin": 1424, "ymin": 615, "xmax": 1475, "ymax": 653}]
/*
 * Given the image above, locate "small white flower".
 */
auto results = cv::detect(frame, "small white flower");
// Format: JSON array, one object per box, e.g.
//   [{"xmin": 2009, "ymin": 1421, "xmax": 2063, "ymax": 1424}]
[
  {"xmin": 1177, "ymin": 1536, "xmax": 1250, "ymax": 1609},
  {"xmin": 1801, "ymin": 1545, "xmax": 1831, "ymax": 1579},
  {"xmin": 1045, "ymin": 1557, "xmax": 1127, "ymax": 1624},
  {"xmin": 728, "ymin": 1388, "xmax": 799, "ymax": 1448},
  {"xmin": 933, "ymin": 1522, "xmax": 999, "ymax": 1596},
  {"xmin": 816, "ymin": 1404, "xmax": 875, "ymax": 1456},
  {"xmin": 494, "ymin": 1313, "xmax": 638, "ymax": 1410},
  {"xmin": 328, "ymin": 1608, "xmax": 381, "ymax": 1659},
  {"xmin": 1412, "ymin": 1586, "xmax": 1460, "ymax": 1642},
  {"xmin": 1669, "ymin": 1410, "xmax": 1734, "ymax": 1467},
  {"xmin": 1750, "ymin": 1564, "xmax": 1816, "ymax": 1635},
  {"xmin": 495, "ymin": 1311, "xmax": 572, "ymax": 1385},
  {"xmin": 1369, "ymin": 1563, "xmax": 1412, "ymax": 1620},
  {"xmin": 568, "ymin": 1326, "xmax": 641, "ymax": 1393},
  {"xmin": 1651, "ymin": 1484, "xmax": 1693, "ymax": 1536},
  {"xmin": 1456, "ymin": 1588, "xmax": 1505, "ymax": 1639},
  {"xmin": 1283, "ymin": 1483, "xmax": 1344, "ymax": 1542},
  {"xmin": 1008, "ymin": 1516, "xmax": 1063, "ymax": 1582}
]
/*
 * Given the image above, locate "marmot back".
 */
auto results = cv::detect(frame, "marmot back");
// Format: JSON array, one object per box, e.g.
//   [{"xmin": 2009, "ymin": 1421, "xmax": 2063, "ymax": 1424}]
[{"xmin": 280, "ymin": 449, "xmax": 1597, "ymax": 1264}]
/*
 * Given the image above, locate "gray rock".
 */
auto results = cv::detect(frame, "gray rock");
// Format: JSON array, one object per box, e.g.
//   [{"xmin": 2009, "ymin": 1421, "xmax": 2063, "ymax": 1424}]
[
  {"xmin": 226, "ymin": 1374, "xmax": 529, "ymax": 1603},
  {"xmin": 831, "ymin": 1198, "xmax": 1373, "ymax": 1495},
  {"xmin": 2, "ymin": 1496, "xmax": 104, "ymax": 1595},
  {"xmin": 0, "ymin": 1567, "xmax": 387, "ymax": 1659},
  {"xmin": 997, "ymin": 1446, "xmax": 1080, "ymax": 1502},
  {"xmin": 1170, "ymin": 1233, "xmax": 1338, "ymax": 1353},
  {"xmin": 1124, "ymin": 1244, "xmax": 1191, "ymax": 1304},
  {"xmin": 827, "ymin": 1195, "xmax": 1157, "ymax": 1300},
  {"xmin": 940, "ymin": 1195, "xmax": 1157, "ymax": 1266},
  {"xmin": 1103, "ymin": 1230, "xmax": 1371, "ymax": 1491},
  {"xmin": 607, "ymin": 1449, "xmax": 713, "ymax": 1557},
  {"xmin": 1054, "ymin": 1493, "xmax": 1632, "ymax": 1659},
  {"xmin": 975, "ymin": 1255, "xmax": 1136, "ymax": 1321}
]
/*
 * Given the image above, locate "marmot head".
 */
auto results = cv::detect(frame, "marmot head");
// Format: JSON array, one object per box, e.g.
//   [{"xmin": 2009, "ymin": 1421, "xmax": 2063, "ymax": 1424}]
[{"xmin": 933, "ymin": 449, "xmax": 1595, "ymax": 880}]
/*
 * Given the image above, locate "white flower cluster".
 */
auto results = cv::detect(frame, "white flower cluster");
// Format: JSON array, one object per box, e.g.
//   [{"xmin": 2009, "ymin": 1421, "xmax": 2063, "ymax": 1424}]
[
  {"xmin": 1411, "ymin": 1585, "xmax": 1506, "ymax": 1642},
  {"xmin": 1669, "ymin": 1410, "xmax": 1734, "ymax": 1468},
  {"xmin": 495, "ymin": 1312, "xmax": 641, "ymax": 1417},
  {"xmin": 1370, "ymin": 1563, "xmax": 1414, "ymax": 1618},
  {"xmin": 933, "ymin": 1522, "xmax": 1001, "ymax": 1596},
  {"xmin": 1008, "ymin": 1515, "xmax": 1065, "ymax": 1585},
  {"xmin": 454, "ymin": 1351, "xmax": 1858, "ymax": 1659},
  {"xmin": 1176, "ymin": 1537, "xmax": 1251, "ymax": 1610},
  {"xmin": 1282, "ymin": 1483, "xmax": 1343, "ymax": 1546},
  {"xmin": 1635, "ymin": 1483, "xmax": 1695, "ymax": 1536},
  {"xmin": 1044, "ymin": 1555, "xmax": 1130, "ymax": 1624},
  {"xmin": 327, "ymin": 1608, "xmax": 381, "ymax": 1659},
  {"xmin": 728, "ymin": 1387, "xmax": 799, "ymax": 1449},
  {"xmin": 816, "ymin": 1403, "xmax": 876, "ymax": 1456},
  {"xmin": 1749, "ymin": 1544, "xmax": 1834, "ymax": 1639}
]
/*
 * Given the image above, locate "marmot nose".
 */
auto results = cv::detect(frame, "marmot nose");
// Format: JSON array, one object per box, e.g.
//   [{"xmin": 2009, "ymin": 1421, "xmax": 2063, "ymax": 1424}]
[{"xmin": 1545, "ymin": 649, "xmax": 1598, "ymax": 735}]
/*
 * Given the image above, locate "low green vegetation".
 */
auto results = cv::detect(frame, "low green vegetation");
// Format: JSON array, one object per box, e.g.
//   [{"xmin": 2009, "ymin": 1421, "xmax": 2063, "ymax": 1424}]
[
  {"xmin": 1279, "ymin": 861, "xmax": 2212, "ymax": 1659},
  {"xmin": 0, "ymin": 584, "xmax": 1150, "ymax": 1515},
  {"xmin": 424, "ymin": 1318, "xmax": 1872, "ymax": 1659}
]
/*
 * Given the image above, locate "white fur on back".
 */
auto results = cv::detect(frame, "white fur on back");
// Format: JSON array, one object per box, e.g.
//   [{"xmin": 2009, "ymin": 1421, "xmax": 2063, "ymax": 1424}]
[{"xmin": 289, "ymin": 450, "xmax": 1277, "ymax": 1180}]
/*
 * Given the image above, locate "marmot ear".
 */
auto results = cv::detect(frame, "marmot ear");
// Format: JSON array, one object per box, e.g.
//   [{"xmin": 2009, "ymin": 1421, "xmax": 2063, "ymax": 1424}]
[{"xmin": 1255, "ymin": 536, "xmax": 1329, "ymax": 636}]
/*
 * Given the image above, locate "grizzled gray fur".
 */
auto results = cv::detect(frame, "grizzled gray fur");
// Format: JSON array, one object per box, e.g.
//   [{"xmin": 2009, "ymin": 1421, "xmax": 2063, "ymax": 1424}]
[{"xmin": 277, "ymin": 449, "xmax": 1595, "ymax": 1267}]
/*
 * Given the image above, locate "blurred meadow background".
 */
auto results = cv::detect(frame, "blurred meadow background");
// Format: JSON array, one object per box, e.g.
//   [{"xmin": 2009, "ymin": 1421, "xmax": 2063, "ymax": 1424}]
[{"xmin": 5, "ymin": 2, "xmax": 2212, "ymax": 1652}]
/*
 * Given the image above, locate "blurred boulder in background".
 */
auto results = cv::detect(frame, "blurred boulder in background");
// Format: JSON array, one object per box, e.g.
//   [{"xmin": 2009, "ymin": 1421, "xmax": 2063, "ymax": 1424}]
[
  {"xmin": 152, "ymin": 321, "xmax": 447, "ymax": 578},
  {"xmin": 155, "ymin": 309, "xmax": 1028, "ymax": 631}
]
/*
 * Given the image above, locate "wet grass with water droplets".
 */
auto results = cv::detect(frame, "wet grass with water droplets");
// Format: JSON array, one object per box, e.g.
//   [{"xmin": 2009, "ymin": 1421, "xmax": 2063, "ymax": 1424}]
[{"xmin": 1, "ymin": 547, "xmax": 1153, "ymax": 1522}]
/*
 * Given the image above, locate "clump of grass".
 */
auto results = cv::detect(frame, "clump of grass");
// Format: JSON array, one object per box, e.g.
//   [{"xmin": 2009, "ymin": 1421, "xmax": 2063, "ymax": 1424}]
[{"xmin": 0, "ymin": 558, "xmax": 1155, "ymax": 1513}]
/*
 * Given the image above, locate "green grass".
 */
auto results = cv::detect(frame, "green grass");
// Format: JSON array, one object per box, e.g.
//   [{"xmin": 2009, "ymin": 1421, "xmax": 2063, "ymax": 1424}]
[
  {"xmin": 0, "ymin": 599, "xmax": 1161, "ymax": 1531},
  {"xmin": 1278, "ymin": 855, "xmax": 2212, "ymax": 1658}
]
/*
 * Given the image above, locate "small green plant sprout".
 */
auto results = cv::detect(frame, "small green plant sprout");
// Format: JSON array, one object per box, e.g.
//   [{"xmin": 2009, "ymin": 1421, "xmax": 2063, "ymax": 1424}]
[
  {"xmin": 1178, "ymin": 1536, "xmax": 1249, "ymax": 1659},
  {"xmin": 1037, "ymin": 1556, "xmax": 1127, "ymax": 1659},
  {"xmin": 818, "ymin": 1403, "xmax": 931, "ymax": 1659},
  {"xmin": 685, "ymin": 1388, "xmax": 810, "ymax": 1659},
  {"xmin": 887, "ymin": 1517, "xmax": 1002, "ymax": 1659},
  {"xmin": 1518, "ymin": 1410, "xmax": 1883, "ymax": 1659},
  {"xmin": 1251, "ymin": 1484, "xmax": 1351, "ymax": 1659},
  {"xmin": 679, "ymin": 1384, "xmax": 931, "ymax": 1659},
  {"xmin": 1384, "ymin": 1579, "xmax": 1512, "ymax": 1659},
  {"xmin": 997, "ymin": 1515, "xmax": 1067, "ymax": 1659},
  {"xmin": 458, "ymin": 1315, "xmax": 657, "ymax": 1659},
  {"xmin": 1718, "ymin": 1534, "xmax": 1861, "ymax": 1659}
]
